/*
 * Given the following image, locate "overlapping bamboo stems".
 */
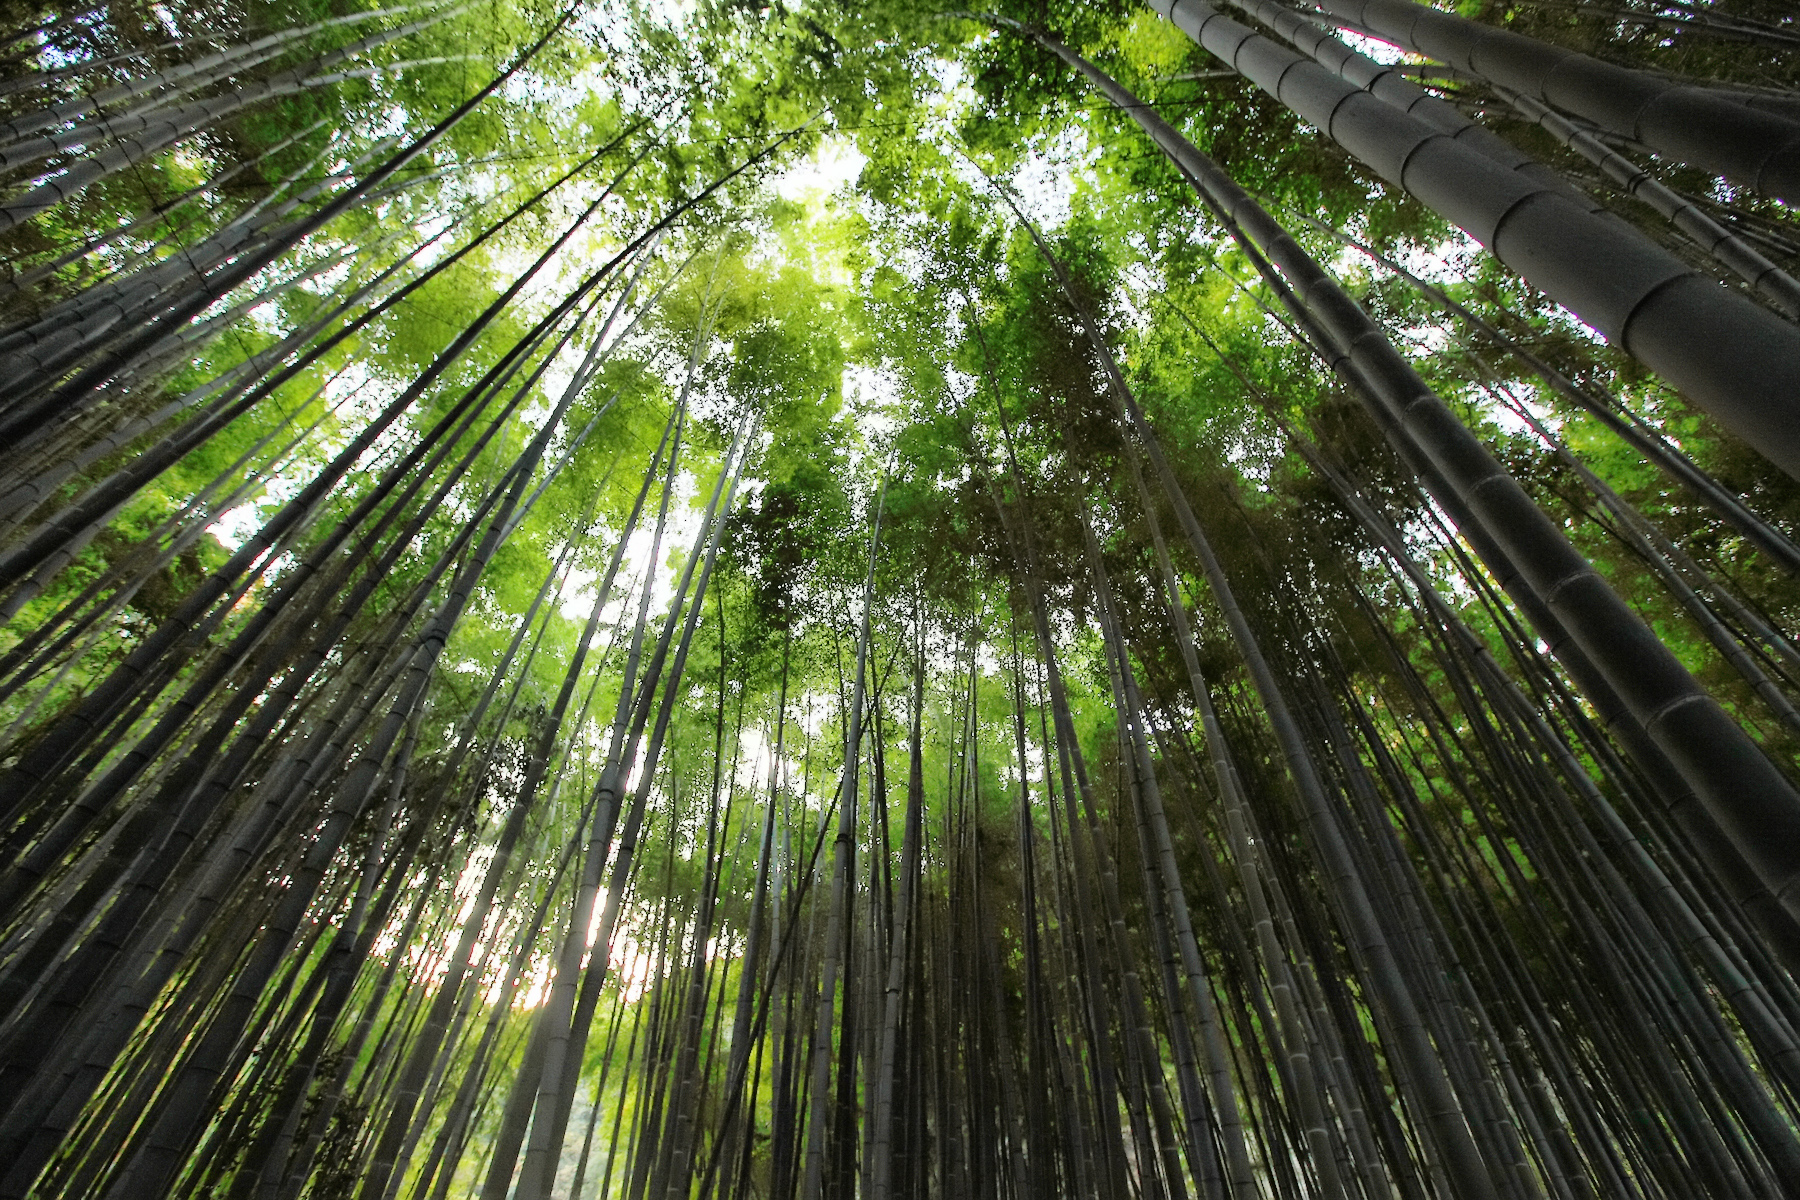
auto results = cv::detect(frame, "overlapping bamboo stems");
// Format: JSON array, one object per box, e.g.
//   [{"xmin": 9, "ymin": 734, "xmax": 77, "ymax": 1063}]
[
  {"xmin": 512, "ymin": 413, "xmax": 757, "ymax": 1200},
  {"xmin": 0, "ymin": 4, "xmax": 472, "ymax": 224},
  {"xmin": 1189, "ymin": 368, "xmax": 1800, "ymax": 1190},
  {"xmin": 979, "ymin": 382, "xmax": 1142, "ymax": 1200},
  {"xmin": 1106, "ymin": 0, "xmax": 1800, "ymax": 479},
  {"xmin": 1061, "ymin": 264, "xmax": 1355, "ymax": 1200},
  {"xmin": 1300, "ymin": 0, "xmax": 1800, "ymax": 201},
  {"xmin": 0, "ymin": 194, "xmax": 635, "ymax": 820},
  {"xmin": 0, "ymin": 282, "xmax": 605, "ymax": 996},
  {"xmin": 1071, "ymin": 386, "xmax": 1390, "ymax": 1198},
  {"xmin": 1, "ymin": 118, "xmax": 368, "ymax": 348},
  {"xmin": 1322, "ymin": 283, "xmax": 1800, "ymax": 739},
  {"xmin": 0, "ymin": 287, "xmax": 589, "ymax": 900},
  {"xmin": 567, "ymin": 940, "xmax": 646, "ymax": 1200},
  {"xmin": 0, "ymin": 118, "xmax": 649, "ymax": 493},
  {"xmin": 0, "ymin": 130, "xmax": 385, "ymax": 412},
  {"xmin": 1081, "ymin": 523, "xmax": 1234, "ymax": 1200},
  {"xmin": 924, "ymin": 622, "xmax": 1016, "ymax": 1199},
  {"xmin": 1096, "ymin": 479, "xmax": 1303, "ymax": 1200},
  {"xmin": 0, "ymin": 2, "xmax": 440, "ymax": 152},
  {"xmin": 216, "ymin": 703, "xmax": 428, "ymax": 1189},
  {"xmin": 0, "ymin": 365, "xmax": 531, "ymax": 994},
  {"xmin": 1287, "ymin": 420, "xmax": 1800, "ymax": 1092},
  {"xmin": 996, "ymin": 175, "xmax": 1511, "ymax": 1194},
  {"xmin": 0, "ymin": 0, "xmax": 599, "ymax": 448},
  {"xmin": 1227, "ymin": 213, "xmax": 1800, "ymax": 578},
  {"xmin": 1027, "ymin": 26, "xmax": 1800, "ymax": 946},
  {"xmin": 868, "ymin": 623, "xmax": 925, "ymax": 1200},
  {"xmin": 0, "ymin": 124, "xmax": 638, "ymax": 586},
  {"xmin": 474, "ymin": 406, "xmax": 691, "ymax": 1200},
  {"xmin": 352, "ymin": 389, "xmax": 691, "ymax": 1200},
  {"xmin": 4, "ymin": 4, "xmax": 1798, "ymax": 1192},
  {"xmin": 1033, "ymin": 535, "xmax": 1193, "ymax": 1200},
  {"xmin": 1150, "ymin": 255, "xmax": 1800, "ymax": 973},
  {"xmin": 1125, "ymin": 529, "xmax": 1375, "ymax": 1196},
  {"xmin": 258, "ymin": 334, "xmax": 641, "ymax": 1198},
  {"xmin": 398, "ymin": 823, "xmax": 610, "ymax": 1200},
  {"xmin": 1213, "ymin": 0, "xmax": 1800, "ymax": 319},
  {"xmin": 1473, "ymin": 381, "xmax": 1800, "ymax": 735},
  {"xmin": 1329, "ymin": 605, "xmax": 1788, "ymax": 1197},
  {"xmin": 1491, "ymin": 85, "xmax": 1800, "ymax": 317},
  {"xmin": 798, "ymin": 473, "xmax": 887, "ymax": 1200},
  {"xmin": 503, "ymin": 273, "xmax": 755, "ymax": 1200},
  {"xmin": 16, "ymin": 241, "xmax": 655, "ymax": 876},
  {"xmin": 357, "ymin": 280, "xmax": 677, "ymax": 1193},
  {"xmin": 0, "ymin": 415, "xmax": 557, "ymax": 1171},
  {"xmin": 709, "ymin": 639, "xmax": 789, "ymax": 1197},
  {"xmin": 1279, "ymin": 620, "xmax": 1558, "ymax": 1199},
  {"xmin": 92, "ymin": 338, "xmax": 582, "ymax": 1198},
  {"xmin": 0, "ymin": 110, "xmax": 328, "ymax": 307},
  {"xmin": 0, "ymin": 369, "xmax": 347, "ymax": 687},
  {"xmin": 0, "ymin": 137, "xmax": 773, "ymax": 752},
  {"xmin": 1482, "ymin": 0, "xmax": 1800, "ymax": 51},
  {"xmin": 1353, "ymin": 359, "xmax": 1800, "ymax": 1180},
  {"xmin": 650, "ymin": 658, "xmax": 746, "ymax": 1200},
  {"xmin": 703, "ymin": 671, "xmax": 869, "ymax": 1200},
  {"xmin": 278, "ymin": 812, "xmax": 543, "ymax": 1197},
  {"xmin": 1001, "ymin": 619, "xmax": 1071, "ymax": 1200}
]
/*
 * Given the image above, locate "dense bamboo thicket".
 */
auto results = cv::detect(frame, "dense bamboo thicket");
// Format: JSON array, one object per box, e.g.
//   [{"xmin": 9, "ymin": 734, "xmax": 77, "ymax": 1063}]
[{"xmin": 2, "ymin": 0, "xmax": 1799, "ymax": 1197}]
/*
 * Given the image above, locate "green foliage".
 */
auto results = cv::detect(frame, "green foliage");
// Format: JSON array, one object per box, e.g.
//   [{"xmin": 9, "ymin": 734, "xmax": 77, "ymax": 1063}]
[{"xmin": 5, "ymin": 4, "xmax": 1800, "ymax": 1196}]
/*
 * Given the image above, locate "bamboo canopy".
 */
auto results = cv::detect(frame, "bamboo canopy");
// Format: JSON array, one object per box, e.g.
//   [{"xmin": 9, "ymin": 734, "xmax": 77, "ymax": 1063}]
[{"xmin": 1, "ymin": 1, "xmax": 1798, "ymax": 1198}]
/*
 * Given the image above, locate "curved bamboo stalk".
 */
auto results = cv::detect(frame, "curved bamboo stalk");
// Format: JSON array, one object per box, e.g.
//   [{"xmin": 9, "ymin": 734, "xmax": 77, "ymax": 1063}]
[
  {"xmin": 1126, "ymin": 0, "xmax": 1800, "ymax": 479},
  {"xmin": 1305, "ymin": 0, "xmax": 1800, "ymax": 202}
]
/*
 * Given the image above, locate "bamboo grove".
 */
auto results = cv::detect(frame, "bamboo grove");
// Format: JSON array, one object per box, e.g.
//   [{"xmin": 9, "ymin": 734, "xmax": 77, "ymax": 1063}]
[{"xmin": 2, "ymin": 0, "xmax": 1799, "ymax": 1196}]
